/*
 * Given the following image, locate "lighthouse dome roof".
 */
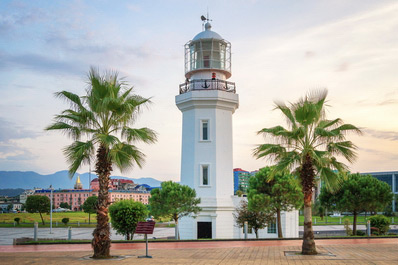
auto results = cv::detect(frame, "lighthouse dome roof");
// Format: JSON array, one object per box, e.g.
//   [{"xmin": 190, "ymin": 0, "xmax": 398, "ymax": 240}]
[{"xmin": 192, "ymin": 22, "xmax": 223, "ymax": 41}]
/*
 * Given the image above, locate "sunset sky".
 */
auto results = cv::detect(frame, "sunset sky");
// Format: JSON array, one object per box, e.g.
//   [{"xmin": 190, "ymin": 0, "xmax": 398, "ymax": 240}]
[{"xmin": 1, "ymin": 0, "xmax": 397, "ymax": 182}]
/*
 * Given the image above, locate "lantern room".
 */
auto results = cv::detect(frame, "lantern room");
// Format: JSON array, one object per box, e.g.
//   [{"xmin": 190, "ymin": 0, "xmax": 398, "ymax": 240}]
[{"xmin": 184, "ymin": 22, "xmax": 232, "ymax": 80}]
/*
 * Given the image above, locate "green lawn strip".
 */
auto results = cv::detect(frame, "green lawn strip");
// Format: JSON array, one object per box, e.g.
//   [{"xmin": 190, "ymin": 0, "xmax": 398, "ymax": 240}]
[
  {"xmin": 0, "ymin": 212, "xmax": 96, "ymax": 224},
  {"xmin": 299, "ymin": 215, "xmax": 397, "ymax": 226}
]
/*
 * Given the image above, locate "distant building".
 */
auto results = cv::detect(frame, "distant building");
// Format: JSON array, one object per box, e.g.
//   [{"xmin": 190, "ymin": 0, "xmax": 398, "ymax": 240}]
[
  {"xmin": 34, "ymin": 188, "xmax": 151, "ymax": 211},
  {"xmin": 90, "ymin": 178, "xmax": 137, "ymax": 191},
  {"xmin": 19, "ymin": 189, "xmax": 36, "ymax": 204},
  {"xmin": 233, "ymin": 168, "xmax": 258, "ymax": 194},
  {"xmin": 361, "ymin": 171, "xmax": 397, "ymax": 212},
  {"xmin": 74, "ymin": 175, "xmax": 83, "ymax": 189}
]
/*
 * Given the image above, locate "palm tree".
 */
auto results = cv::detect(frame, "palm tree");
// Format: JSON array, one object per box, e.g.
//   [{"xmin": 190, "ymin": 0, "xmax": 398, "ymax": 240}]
[
  {"xmin": 253, "ymin": 89, "xmax": 361, "ymax": 255},
  {"xmin": 46, "ymin": 67, "xmax": 157, "ymax": 259}
]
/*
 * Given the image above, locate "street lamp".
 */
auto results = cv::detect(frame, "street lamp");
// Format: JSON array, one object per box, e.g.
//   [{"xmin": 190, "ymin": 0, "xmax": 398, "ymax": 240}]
[{"xmin": 50, "ymin": 185, "xmax": 53, "ymax": 234}]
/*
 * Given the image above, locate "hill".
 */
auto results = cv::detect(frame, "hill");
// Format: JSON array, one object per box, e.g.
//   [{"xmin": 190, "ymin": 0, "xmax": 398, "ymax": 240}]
[
  {"xmin": 0, "ymin": 188, "xmax": 25, "ymax": 197},
  {"xmin": 0, "ymin": 171, "xmax": 162, "ymax": 189}
]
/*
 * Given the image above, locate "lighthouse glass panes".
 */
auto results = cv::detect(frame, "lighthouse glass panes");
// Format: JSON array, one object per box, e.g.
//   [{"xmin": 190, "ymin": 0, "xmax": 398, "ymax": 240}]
[
  {"xmin": 202, "ymin": 165, "xmax": 209, "ymax": 185},
  {"xmin": 185, "ymin": 40, "xmax": 231, "ymax": 73},
  {"xmin": 201, "ymin": 120, "xmax": 209, "ymax": 141}
]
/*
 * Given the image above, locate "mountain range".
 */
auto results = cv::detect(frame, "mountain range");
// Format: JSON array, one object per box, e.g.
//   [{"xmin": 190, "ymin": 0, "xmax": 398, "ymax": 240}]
[{"xmin": 0, "ymin": 170, "xmax": 163, "ymax": 190}]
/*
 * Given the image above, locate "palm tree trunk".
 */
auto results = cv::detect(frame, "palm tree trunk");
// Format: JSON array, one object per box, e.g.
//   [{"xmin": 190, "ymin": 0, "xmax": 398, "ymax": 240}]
[
  {"xmin": 302, "ymin": 191, "xmax": 317, "ymax": 254},
  {"xmin": 301, "ymin": 153, "xmax": 317, "ymax": 255},
  {"xmin": 92, "ymin": 144, "xmax": 112, "ymax": 259},
  {"xmin": 276, "ymin": 208, "xmax": 283, "ymax": 238}
]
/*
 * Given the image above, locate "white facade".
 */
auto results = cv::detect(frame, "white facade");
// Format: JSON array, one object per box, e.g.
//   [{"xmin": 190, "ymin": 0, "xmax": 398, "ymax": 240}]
[
  {"xmin": 176, "ymin": 21, "xmax": 238, "ymax": 239},
  {"xmin": 176, "ymin": 20, "xmax": 299, "ymax": 240}
]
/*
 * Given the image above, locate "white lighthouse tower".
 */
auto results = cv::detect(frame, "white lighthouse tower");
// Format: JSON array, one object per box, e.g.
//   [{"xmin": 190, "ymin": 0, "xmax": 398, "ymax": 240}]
[{"xmin": 176, "ymin": 19, "xmax": 239, "ymax": 239}]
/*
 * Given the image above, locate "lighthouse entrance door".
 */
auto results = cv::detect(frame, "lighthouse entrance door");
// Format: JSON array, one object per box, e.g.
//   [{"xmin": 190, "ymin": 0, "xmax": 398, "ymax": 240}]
[{"xmin": 197, "ymin": 222, "xmax": 212, "ymax": 239}]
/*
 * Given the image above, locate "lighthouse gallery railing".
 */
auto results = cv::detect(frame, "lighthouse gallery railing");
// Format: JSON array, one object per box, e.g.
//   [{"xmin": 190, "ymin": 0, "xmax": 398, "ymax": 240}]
[{"xmin": 179, "ymin": 79, "xmax": 236, "ymax": 94}]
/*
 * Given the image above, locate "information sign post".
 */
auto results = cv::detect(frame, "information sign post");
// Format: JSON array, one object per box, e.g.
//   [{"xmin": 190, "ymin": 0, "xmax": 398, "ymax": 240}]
[{"xmin": 135, "ymin": 221, "xmax": 156, "ymax": 258}]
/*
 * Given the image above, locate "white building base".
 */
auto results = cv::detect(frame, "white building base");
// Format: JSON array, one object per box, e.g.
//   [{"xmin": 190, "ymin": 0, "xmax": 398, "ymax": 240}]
[{"xmin": 179, "ymin": 196, "xmax": 299, "ymax": 240}]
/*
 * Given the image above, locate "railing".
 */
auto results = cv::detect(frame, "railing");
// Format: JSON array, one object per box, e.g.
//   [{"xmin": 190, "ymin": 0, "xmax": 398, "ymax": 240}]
[{"xmin": 179, "ymin": 79, "xmax": 236, "ymax": 94}]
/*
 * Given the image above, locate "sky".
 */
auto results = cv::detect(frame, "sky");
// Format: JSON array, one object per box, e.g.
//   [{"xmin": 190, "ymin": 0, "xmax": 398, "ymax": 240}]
[{"xmin": 0, "ymin": 0, "xmax": 397, "ymax": 182}]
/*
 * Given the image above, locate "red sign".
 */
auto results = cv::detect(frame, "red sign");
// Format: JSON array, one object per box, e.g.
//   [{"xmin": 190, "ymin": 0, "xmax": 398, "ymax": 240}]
[{"xmin": 135, "ymin": 221, "xmax": 155, "ymax": 234}]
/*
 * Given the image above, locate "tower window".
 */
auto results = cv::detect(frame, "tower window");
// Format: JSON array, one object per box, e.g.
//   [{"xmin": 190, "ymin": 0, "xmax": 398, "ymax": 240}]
[
  {"xmin": 201, "ymin": 165, "xmax": 209, "ymax": 186},
  {"xmin": 201, "ymin": 120, "xmax": 209, "ymax": 141}
]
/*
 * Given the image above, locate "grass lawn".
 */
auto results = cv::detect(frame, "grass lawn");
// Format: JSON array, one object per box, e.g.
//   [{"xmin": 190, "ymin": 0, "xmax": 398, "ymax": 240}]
[
  {"xmin": 299, "ymin": 215, "xmax": 397, "ymax": 226},
  {"xmin": 0, "ymin": 212, "xmax": 175, "ymax": 228},
  {"xmin": 0, "ymin": 212, "xmax": 97, "ymax": 226}
]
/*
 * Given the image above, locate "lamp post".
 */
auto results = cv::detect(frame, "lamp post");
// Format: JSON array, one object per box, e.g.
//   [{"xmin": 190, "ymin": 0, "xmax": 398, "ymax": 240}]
[{"xmin": 50, "ymin": 185, "xmax": 53, "ymax": 234}]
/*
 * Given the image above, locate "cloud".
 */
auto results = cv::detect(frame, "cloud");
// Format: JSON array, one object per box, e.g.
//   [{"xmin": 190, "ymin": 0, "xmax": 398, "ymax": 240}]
[
  {"xmin": 0, "ymin": 52, "xmax": 83, "ymax": 76},
  {"xmin": 304, "ymin": 51, "xmax": 316, "ymax": 58},
  {"xmin": 364, "ymin": 129, "xmax": 398, "ymax": 141},
  {"xmin": 0, "ymin": 118, "xmax": 39, "ymax": 142},
  {"xmin": 0, "ymin": 4, "xmax": 47, "ymax": 34},
  {"xmin": 335, "ymin": 62, "xmax": 349, "ymax": 72}
]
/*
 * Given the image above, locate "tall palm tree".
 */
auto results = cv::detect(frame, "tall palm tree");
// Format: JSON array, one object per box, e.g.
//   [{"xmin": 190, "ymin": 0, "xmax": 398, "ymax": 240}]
[
  {"xmin": 253, "ymin": 89, "xmax": 361, "ymax": 255},
  {"xmin": 46, "ymin": 67, "xmax": 157, "ymax": 258}
]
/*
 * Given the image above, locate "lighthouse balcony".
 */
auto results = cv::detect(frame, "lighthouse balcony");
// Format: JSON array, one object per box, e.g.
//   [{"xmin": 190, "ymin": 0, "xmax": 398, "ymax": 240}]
[{"xmin": 179, "ymin": 79, "xmax": 236, "ymax": 94}]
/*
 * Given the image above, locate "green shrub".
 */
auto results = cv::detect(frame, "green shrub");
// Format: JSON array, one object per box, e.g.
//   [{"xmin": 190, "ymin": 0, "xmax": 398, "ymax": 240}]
[
  {"xmin": 355, "ymin": 230, "xmax": 365, "ymax": 236},
  {"xmin": 14, "ymin": 217, "xmax": 21, "ymax": 225},
  {"xmin": 62, "ymin": 217, "xmax": 70, "ymax": 226},
  {"xmin": 387, "ymin": 232, "xmax": 397, "ymax": 235},
  {"xmin": 109, "ymin": 199, "xmax": 148, "ymax": 240},
  {"xmin": 369, "ymin": 215, "xmax": 390, "ymax": 235}
]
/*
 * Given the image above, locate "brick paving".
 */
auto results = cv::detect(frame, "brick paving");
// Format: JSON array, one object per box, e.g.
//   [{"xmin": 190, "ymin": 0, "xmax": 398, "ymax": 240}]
[{"xmin": 0, "ymin": 239, "xmax": 397, "ymax": 264}]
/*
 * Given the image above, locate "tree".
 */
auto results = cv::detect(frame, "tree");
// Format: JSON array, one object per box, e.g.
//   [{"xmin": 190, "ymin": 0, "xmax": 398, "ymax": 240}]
[
  {"xmin": 248, "ymin": 167, "xmax": 303, "ymax": 238},
  {"xmin": 149, "ymin": 181, "xmax": 201, "ymax": 239},
  {"xmin": 62, "ymin": 217, "xmax": 70, "ymax": 226},
  {"xmin": 109, "ymin": 199, "xmax": 148, "ymax": 240},
  {"xmin": 253, "ymin": 89, "xmax": 361, "ymax": 254},
  {"xmin": 319, "ymin": 173, "xmax": 393, "ymax": 235},
  {"xmin": 233, "ymin": 200, "xmax": 274, "ymax": 239},
  {"xmin": 25, "ymin": 195, "xmax": 50, "ymax": 225},
  {"xmin": 7, "ymin": 204, "xmax": 12, "ymax": 212},
  {"xmin": 59, "ymin": 202, "xmax": 71, "ymax": 209},
  {"xmin": 369, "ymin": 215, "xmax": 390, "ymax": 235},
  {"xmin": 82, "ymin": 196, "xmax": 98, "ymax": 224},
  {"xmin": 46, "ymin": 67, "xmax": 157, "ymax": 258}
]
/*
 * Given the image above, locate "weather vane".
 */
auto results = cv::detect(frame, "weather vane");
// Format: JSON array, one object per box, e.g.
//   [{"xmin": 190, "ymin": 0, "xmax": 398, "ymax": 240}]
[{"xmin": 201, "ymin": 9, "xmax": 212, "ymax": 30}]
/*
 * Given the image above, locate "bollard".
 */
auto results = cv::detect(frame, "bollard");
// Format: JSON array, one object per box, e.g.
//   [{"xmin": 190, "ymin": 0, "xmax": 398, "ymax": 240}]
[
  {"xmin": 34, "ymin": 222, "xmax": 38, "ymax": 241},
  {"xmin": 13, "ymin": 221, "xmax": 16, "ymax": 227},
  {"xmin": 68, "ymin": 226, "xmax": 72, "ymax": 240},
  {"xmin": 340, "ymin": 217, "xmax": 342, "ymax": 224},
  {"xmin": 78, "ymin": 221, "xmax": 80, "ymax": 227},
  {"xmin": 392, "ymin": 217, "xmax": 394, "ymax": 224},
  {"xmin": 56, "ymin": 221, "xmax": 58, "ymax": 227},
  {"xmin": 367, "ymin": 220, "xmax": 371, "ymax": 236},
  {"xmin": 175, "ymin": 223, "xmax": 179, "ymax": 240},
  {"xmin": 314, "ymin": 218, "xmax": 317, "ymax": 225},
  {"xmin": 244, "ymin": 221, "xmax": 248, "ymax": 239}
]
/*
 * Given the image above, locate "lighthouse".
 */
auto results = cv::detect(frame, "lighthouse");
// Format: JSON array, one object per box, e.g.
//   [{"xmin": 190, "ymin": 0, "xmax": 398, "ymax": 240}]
[{"xmin": 176, "ymin": 19, "xmax": 239, "ymax": 239}]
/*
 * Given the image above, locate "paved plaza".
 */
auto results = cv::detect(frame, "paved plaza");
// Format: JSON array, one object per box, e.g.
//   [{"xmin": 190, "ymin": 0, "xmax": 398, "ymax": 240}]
[{"xmin": 0, "ymin": 238, "xmax": 397, "ymax": 264}]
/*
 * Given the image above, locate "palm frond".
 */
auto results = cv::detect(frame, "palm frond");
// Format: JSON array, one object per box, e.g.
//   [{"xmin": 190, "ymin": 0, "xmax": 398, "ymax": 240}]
[
  {"xmin": 327, "ymin": 141, "xmax": 358, "ymax": 163},
  {"xmin": 63, "ymin": 141, "xmax": 94, "ymax": 178},
  {"xmin": 45, "ymin": 122, "xmax": 82, "ymax": 140},
  {"xmin": 109, "ymin": 143, "xmax": 145, "ymax": 172},
  {"xmin": 253, "ymin": 144, "xmax": 286, "ymax": 161},
  {"xmin": 122, "ymin": 127, "xmax": 158, "ymax": 144}
]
